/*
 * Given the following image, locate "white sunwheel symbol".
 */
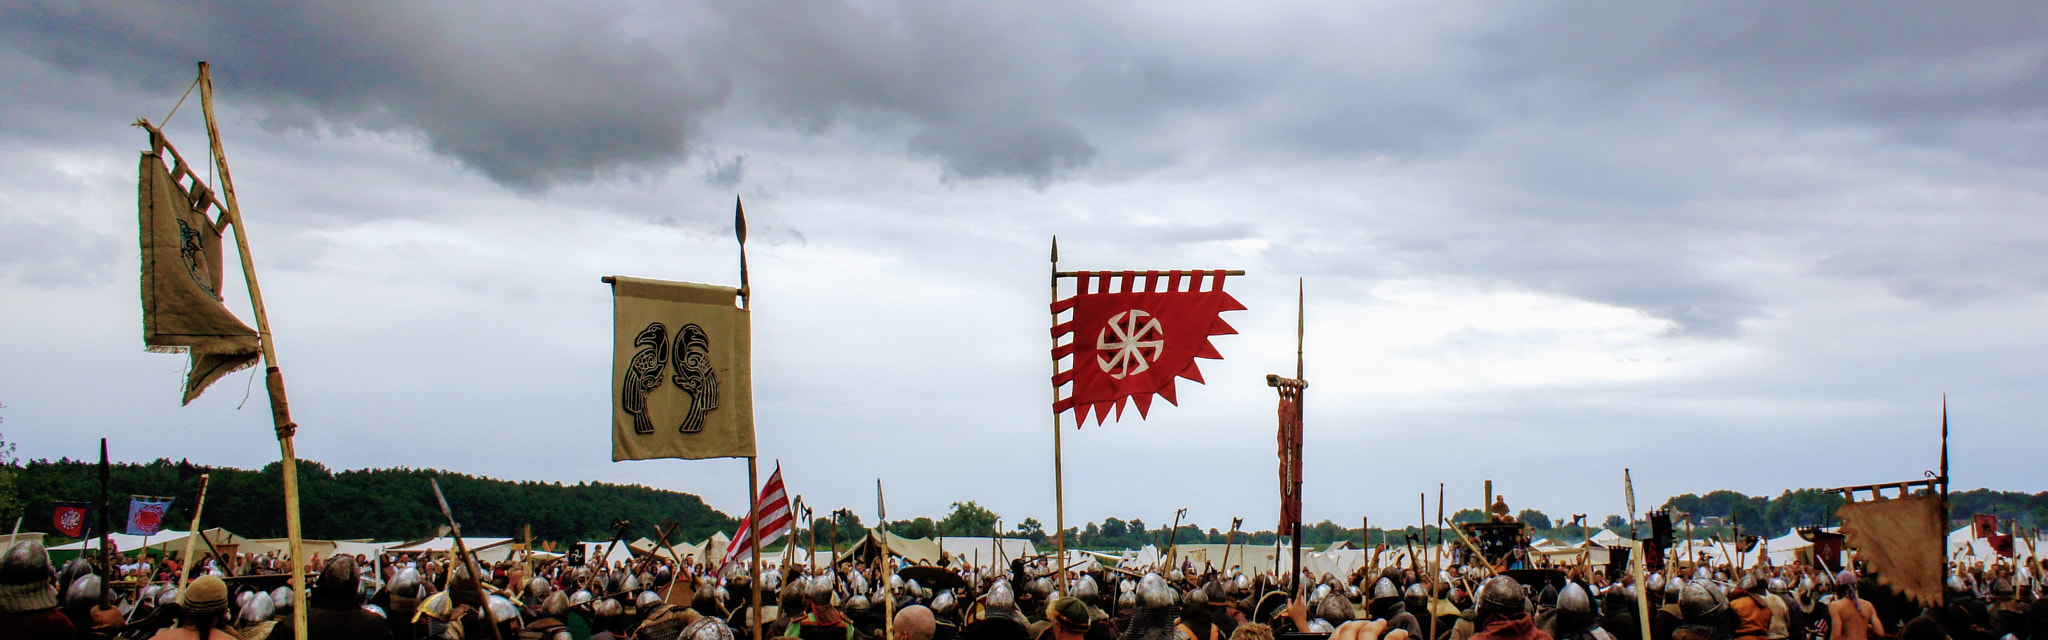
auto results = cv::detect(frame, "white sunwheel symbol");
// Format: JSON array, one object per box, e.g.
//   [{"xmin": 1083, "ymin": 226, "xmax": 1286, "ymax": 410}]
[{"xmin": 1096, "ymin": 309, "xmax": 1165, "ymax": 379}]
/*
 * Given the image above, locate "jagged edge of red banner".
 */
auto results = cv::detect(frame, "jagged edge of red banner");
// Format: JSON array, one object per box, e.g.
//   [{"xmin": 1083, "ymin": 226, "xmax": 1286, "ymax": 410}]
[{"xmin": 1055, "ymin": 291, "xmax": 1246, "ymax": 426}]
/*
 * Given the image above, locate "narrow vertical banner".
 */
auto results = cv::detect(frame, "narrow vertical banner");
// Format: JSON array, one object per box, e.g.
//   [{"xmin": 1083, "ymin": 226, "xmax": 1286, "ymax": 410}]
[{"xmin": 608, "ymin": 276, "xmax": 755, "ymax": 461}]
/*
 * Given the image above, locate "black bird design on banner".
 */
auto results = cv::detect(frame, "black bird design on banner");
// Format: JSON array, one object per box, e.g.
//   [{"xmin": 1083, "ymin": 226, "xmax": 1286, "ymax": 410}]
[
  {"xmin": 622, "ymin": 322, "xmax": 668, "ymax": 434},
  {"xmin": 671, "ymin": 323, "xmax": 720, "ymax": 433}
]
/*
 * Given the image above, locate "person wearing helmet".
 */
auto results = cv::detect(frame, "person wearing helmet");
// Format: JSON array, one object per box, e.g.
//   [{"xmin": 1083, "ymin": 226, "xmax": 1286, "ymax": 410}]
[
  {"xmin": 263, "ymin": 555, "xmax": 393, "ymax": 640},
  {"xmin": 962, "ymin": 580, "xmax": 1031, "ymax": 640},
  {"xmin": 1369, "ymin": 578, "xmax": 1423, "ymax": 640},
  {"xmin": 1549, "ymin": 582, "xmax": 1613, "ymax": 640},
  {"xmin": 0, "ymin": 540, "xmax": 76, "ymax": 639},
  {"xmin": 1761, "ymin": 578, "xmax": 1795, "ymax": 640},
  {"xmin": 152, "ymin": 574, "xmax": 239, "ymax": 640},
  {"xmin": 1471, "ymin": 577, "xmax": 1549, "ymax": 640}
]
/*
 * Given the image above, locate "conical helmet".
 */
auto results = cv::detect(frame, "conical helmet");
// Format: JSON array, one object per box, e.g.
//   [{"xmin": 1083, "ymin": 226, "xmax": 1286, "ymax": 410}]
[
  {"xmin": 1315, "ymin": 593, "xmax": 1353, "ymax": 624},
  {"xmin": 1372, "ymin": 577, "xmax": 1399, "ymax": 600},
  {"xmin": 1477, "ymin": 576, "xmax": 1526, "ymax": 615},
  {"xmin": 1558, "ymin": 582, "xmax": 1593, "ymax": 615},
  {"xmin": 1137, "ymin": 573, "xmax": 1176, "ymax": 609}
]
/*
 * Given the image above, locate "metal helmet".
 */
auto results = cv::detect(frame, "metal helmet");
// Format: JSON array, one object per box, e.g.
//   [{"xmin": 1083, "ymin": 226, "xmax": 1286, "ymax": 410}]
[
  {"xmin": 889, "ymin": 574, "xmax": 905, "ymax": 593},
  {"xmin": 64, "ymin": 574, "xmax": 106, "ymax": 609},
  {"xmin": 1372, "ymin": 577, "xmax": 1400, "ymax": 600},
  {"xmin": 637, "ymin": 590, "xmax": 665, "ymax": 611},
  {"xmin": 1344, "ymin": 585, "xmax": 1360, "ymax": 600},
  {"xmin": 479, "ymin": 594, "xmax": 516, "ymax": 623},
  {"xmin": 1679, "ymin": 580, "xmax": 1724, "ymax": 623},
  {"xmin": 622, "ymin": 573, "xmax": 642, "ymax": 592},
  {"xmin": 54, "ymin": 559, "xmax": 92, "ymax": 600},
  {"xmin": 985, "ymin": 580, "xmax": 1017, "ymax": 610},
  {"xmin": 271, "ymin": 586, "xmax": 294, "ymax": 611},
  {"xmin": 390, "ymin": 567, "xmax": 424, "ymax": 598},
  {"xmin": 1692, "ymin": 567, "xmax": 1710, "ymax": 581},
  {"xmin": 317, "ymin": 555, "xmax": 361, "ymax": 598},
  {"xmin": 762, "ymin": 568, "xmax": 782, "ymax": 593},
  {"xmin": 1307, "ymin": 619, "xmax": 1336, "ymax": 633},
  {"xmin": 1315, "ymin": 593, "xmax": 1353, "ymax": 624},
  {"xmin": 1768, "ymin": 578, "xmax": 1790, "ymax": 594},
  {"xmin": 846, "ymin": 570, "xmax": 869, "ymax": 595},
  {"xmin": 237, "ymin": 591, "xmax": 256, "ymax": 610},
  {"xmin": 139, "ymin": 584, "xmax": 164, "ymax": 607},
  {"xmin": 1798, "ymin": 575, "xmax": 1816, "ymax": 593},
  {"xmin": 0, "ymin": 541, "xmax": 56, "ymax": 607},
  {"xmin": 686, "ymin": 616, "xmax": 738, "ymax": 640},
  {"xmin": 1116, "ymin": 590, "xmax": 1137, "ymax": 609},
  {"xmin": 542, "ymin": 591, "xmax": 569, "ymax": 617},
  {"xmin": 1168, "ymin": 569, "xmax": 1185, "ymax": 583},
  {"xmin": 1137, "ymin": 573, "xmax": 1176, "ymax": 609},
  {"xmin": 528, "ymin": 577, "xmax": 552, "ymax": 598},
  {"xmin": 1074, "ymin": 575, "xmax": 1101, "ymax": 599},
  {"xmin": 1310, "ymin": 584, "xmax": 1332, "ymax": 605},
  {"xmin": 420, "ymin": 591, "xmax": 456, "ymax": 621},
  {"xmin": 1945, "ymin": 576, "xmax": 1966, "ymax": 593},
  {"xmin": 592, "ymin": 598, "xmax": 623, "ymax": 618},
  {"xmin": 1739, "ymin": 574, "xmax": 1759, "ymax": 592},
  {"xmin": 1558, "ymin": 582, "xmax": 1593, "ymax": 616},
  {"xmin": 846, "ymin": 594, "xmax": 871, "ymax": 613},
  {"xmin": 1232, "ymin": 573, "xmax": 1252, "ymax": 595},
  {"xmin": 932, "ymin": 589, "xmax": 958, "ymax": 614},
  {"xmin": 1667, "ymin": 577, "xmax": 1687, "ymax": 596},
  {"xmin": 241, "ymin": 591, "xmax": 277, "ymax": 623},
  {"xmin": 909, "ymin": 578, "xmax": 929, "ymax": 598},
  {"xmin": 1646, "ymin": 574, "xmax": 1666, "ymax": 593},
  {"xmin": 570, "ymin": 589, "xmax": 594, "ymax": 607},
  {"xmin": 157, "ymin": 587, "xmax": 180, "ymax": 607},
  {"xmin": 362, "ymin": 604, "xmax": 387, "ymax": 619},
  {"xmin": 1477, "ymin": 576, "xmax": 1527, "ymax": 616}
]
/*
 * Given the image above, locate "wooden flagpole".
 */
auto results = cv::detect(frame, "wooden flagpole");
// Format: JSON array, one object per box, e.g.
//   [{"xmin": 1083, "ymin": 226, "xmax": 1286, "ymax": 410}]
[
  {"xmin": 177, "ymin": 474, "xmax": 212, "ymax": 590},
  {"xmin": 1050, "ymin": 237, "xmax": 1069, "ymax": 592},
  {"xmin": 733, "ymin": 196, "xmax": 764, "ymax": 640},
  {"xmin": 196, "ymin": 61, "xmax": 309, "ymax": 640}
]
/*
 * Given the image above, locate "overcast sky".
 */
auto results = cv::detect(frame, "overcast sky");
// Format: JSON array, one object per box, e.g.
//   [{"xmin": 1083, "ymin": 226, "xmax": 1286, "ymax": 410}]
[{"xmin": 3, "ymin": 1, "xmax": 2045, "ymax": 535}]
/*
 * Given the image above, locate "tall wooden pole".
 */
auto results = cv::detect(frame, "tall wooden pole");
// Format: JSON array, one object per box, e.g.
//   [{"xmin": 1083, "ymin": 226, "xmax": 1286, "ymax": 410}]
[
  {"xmin": 748, "ymin": 459, "xmax": 763, "ymax": 640},
  {"xmin": 430, "ymin": 479, "xmax": 503, "ymax": 640},
  {"xmin": 1939, "ymin": 394, "xmax": 1950, "ymax": 607},
  {"xmin": 197, "ymin": 61, "xmax": 308, "ymax": 640},
  {"xmin": 1632, "ymin": 540, "xmax": 1652, "ymax": 640},
  {"xmin": 98, "ymin": 440, "xmax": 110, "ymax": 578},
  {"xmin": 1050, "ymin": 237, "xmax": 1069, "ymax": 592},
  {"xmin": 177, "ymin": 474, "xmax": 212, "ymax": 590}
]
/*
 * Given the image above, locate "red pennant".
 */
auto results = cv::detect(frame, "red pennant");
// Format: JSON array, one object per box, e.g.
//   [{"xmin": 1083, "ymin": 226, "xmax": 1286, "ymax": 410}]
[{"xmin": 1052, "ymin": 270, "xmax": 1244, "ymax": 426}]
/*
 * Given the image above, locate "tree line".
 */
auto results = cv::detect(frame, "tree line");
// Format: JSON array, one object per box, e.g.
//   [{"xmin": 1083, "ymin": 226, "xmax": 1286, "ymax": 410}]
[{"xmin": 7, "ymin": 457, "xmax": 737, "ymax": 546}]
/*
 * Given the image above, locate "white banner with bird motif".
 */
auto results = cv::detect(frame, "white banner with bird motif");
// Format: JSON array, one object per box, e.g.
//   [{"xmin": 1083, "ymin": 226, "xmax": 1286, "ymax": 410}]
[{"xmin": 610, "ymin": 276, "xmax": 754, "ymax": 461}]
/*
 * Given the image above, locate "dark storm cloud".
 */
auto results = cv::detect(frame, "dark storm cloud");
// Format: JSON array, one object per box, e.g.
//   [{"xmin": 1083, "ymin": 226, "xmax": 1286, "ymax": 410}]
[{"xmin": 0, "ymin": 0, "xmax": 728, "ymax": 189}]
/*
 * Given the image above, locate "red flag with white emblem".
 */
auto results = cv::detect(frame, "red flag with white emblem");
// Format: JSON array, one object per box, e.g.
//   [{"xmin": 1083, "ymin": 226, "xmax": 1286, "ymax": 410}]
[{"xmin": 1053, "ymin": 270, "xmax": 1245, "ymax": 425}]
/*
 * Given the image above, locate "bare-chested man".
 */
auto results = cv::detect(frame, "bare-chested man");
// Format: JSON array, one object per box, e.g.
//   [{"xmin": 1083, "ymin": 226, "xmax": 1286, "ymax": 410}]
[{"xmin": 1826, "ymin": 572, "xmax": 1883, "ymax": 640}]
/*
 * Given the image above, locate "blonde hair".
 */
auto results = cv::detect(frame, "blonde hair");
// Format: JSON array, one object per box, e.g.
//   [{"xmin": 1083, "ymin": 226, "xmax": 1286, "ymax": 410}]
[{"xmin": 1231, "ymin": 623, "xmax": 1275, "ymax": 640}]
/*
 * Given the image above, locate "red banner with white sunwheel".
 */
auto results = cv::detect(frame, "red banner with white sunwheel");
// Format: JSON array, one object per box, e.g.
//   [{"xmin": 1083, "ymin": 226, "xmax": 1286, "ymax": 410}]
[{"xmin": 1053, "ymin": 270, "xmax": 1244, "ymax": 426}]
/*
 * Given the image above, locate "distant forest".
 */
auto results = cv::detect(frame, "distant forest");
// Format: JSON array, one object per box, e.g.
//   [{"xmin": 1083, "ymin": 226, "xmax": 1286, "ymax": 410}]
[
  {"xmin": 7, "ymin": 457, "xmax": 737, "ymax": 545},
  {"xmin": 4, "ymin": 454, "xmax": 2041, "ymax": 552}
]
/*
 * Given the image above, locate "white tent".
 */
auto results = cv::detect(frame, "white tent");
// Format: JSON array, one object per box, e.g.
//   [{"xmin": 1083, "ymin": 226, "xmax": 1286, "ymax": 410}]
[{"xmin": 935, "ymin": 537, "xmax": 1038, "ymax": 568}]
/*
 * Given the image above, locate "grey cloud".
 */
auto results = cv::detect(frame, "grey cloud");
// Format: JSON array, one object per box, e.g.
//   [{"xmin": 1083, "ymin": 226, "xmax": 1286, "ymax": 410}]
[
  {"xmin": 0, "ymin": 0, "xmax": 728, "ymax": 189},
  {"xmin": 0, "ymin": 213, "xmax": 120, "ymax": 288},
  {"xmin": 704, "ymin": 154, "xmax": 746, "ymax": 188}
]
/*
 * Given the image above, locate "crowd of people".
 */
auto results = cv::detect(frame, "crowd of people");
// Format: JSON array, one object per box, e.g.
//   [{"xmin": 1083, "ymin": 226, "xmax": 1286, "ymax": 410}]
[{"xmin": 2, "ymin": 536, "xmax": 2044, "ymax": 640}]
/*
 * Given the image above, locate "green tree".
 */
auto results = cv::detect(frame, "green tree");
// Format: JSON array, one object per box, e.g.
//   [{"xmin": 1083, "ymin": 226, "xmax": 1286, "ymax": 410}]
[
  {"xmin": 1603, "ymin": 514, "xmax": 1625, "ymax": 528},
  {"xmin": 936, "ymin": 501, "xmax": 1000, "ymax": 537},
  {"xmin": 1015, "ymin": 517, "xmax": 1045, "ymax": 544},
  {"xmin": 1452, "ymin": 509, "xmax": 1486, "ymax": 524},
  {"xmin": 1518, "ymin": 510, "xmax": 1552, "ymax": 530},
  {"xmin": 1100, "ymin": 518, "xmax": 1128, "ymax": 541}
]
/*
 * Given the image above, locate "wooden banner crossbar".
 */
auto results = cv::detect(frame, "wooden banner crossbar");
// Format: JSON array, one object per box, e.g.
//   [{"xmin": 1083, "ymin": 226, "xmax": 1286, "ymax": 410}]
[{"xmin": 1828, "ymin": 477, "xmax": 1943, "ymax": 502}]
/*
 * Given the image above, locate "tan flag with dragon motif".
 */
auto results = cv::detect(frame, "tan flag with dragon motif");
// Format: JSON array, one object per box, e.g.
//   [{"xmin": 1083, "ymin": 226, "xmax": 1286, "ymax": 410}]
[
  {"xmin": 609, "ymin": 276, "xmax": 754, "ymax": 461},
  {"xmin": 138, "ymin": 131, "xmax": 261, "ymax": 404}
]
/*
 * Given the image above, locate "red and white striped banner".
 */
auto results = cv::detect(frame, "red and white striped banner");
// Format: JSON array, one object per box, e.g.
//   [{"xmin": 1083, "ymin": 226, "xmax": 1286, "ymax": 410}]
[{"xmin": 723, "ymin": 466, "xmax": 793, "ymax": 567}]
